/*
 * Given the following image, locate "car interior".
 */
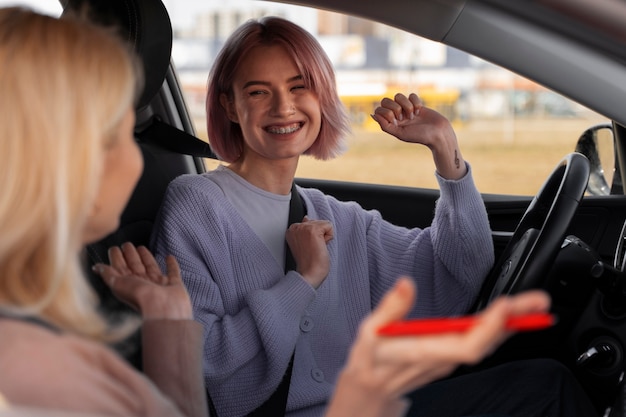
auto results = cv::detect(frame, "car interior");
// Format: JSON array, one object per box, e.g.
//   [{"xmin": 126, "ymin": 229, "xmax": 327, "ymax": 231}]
[{"xmin": 55, "ymin": 0, "xmax": 626, "ymax": 415}]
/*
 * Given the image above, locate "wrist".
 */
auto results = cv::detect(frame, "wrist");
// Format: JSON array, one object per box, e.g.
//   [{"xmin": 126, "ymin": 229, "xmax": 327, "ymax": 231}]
[
  {"xmin": 436, "ymin": 160, "xmax": 467, "ymax": 180},
  {"xmin": 432, "ymin": 147, "xmax": 467, "ymax": 180},
  {"xmin": 326, "ymin": 373, "xmax": 386, "ymax": 417},
  {"xmin": 140, "ymin": 298, "xmax": 193, "ymax": 320}
]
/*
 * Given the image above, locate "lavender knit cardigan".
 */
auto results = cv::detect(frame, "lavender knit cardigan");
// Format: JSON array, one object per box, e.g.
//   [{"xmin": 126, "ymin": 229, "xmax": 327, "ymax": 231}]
[{"xmin": 150, "ymin": 166, "xmax": 494, "ymax": 417}]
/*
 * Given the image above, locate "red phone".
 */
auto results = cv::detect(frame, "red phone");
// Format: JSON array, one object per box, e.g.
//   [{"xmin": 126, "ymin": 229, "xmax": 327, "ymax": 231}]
[{"xmin": 378, "ymin": 312, "xmax": 555, "ymax": 336}]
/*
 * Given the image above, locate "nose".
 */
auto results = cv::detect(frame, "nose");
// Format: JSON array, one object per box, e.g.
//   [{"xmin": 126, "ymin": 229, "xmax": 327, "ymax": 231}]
[{"xmin": 270, "ymin": 91, "xmax": 295, "ymax": 116}]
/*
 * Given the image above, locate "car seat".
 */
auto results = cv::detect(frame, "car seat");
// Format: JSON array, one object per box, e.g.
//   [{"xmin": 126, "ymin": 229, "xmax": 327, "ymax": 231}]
[{"xmin": 61, "ymin": 0, "xmax": 214, "ymax": 367}]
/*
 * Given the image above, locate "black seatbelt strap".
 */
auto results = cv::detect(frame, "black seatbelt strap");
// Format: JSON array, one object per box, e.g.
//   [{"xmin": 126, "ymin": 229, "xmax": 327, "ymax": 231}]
[
  {"xmin": 0, "ymin": 312, "xmax": 60, "ymax": 333},
  {"xmin": 135, "ymin": 117, "xmax": 216, "ymax": 159},
  {"xmin": 284, "ymin": 182, "xmax": 306, "ymax": 271},
  {"xmin": 247, "ymin": 182, "xmax": 306, "ymax": 417}
]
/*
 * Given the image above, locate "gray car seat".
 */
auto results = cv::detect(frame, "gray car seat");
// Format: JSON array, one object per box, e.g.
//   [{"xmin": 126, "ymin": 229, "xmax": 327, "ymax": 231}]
[{"xmin": 62, "ymin": 0, "xmax": 213, "ymax": 367}]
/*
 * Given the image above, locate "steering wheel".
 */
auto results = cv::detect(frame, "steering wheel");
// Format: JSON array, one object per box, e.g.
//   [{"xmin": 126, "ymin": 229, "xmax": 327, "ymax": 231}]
[{"xmin": 473, "ymin": 152, "xmax": 590, "ymax": 311}]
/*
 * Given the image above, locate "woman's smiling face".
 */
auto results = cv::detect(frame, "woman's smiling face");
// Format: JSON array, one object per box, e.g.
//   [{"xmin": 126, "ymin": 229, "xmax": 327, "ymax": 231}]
[{"xmin": 220, "ymin": 44, "xmax": 322, "ymax": 163}]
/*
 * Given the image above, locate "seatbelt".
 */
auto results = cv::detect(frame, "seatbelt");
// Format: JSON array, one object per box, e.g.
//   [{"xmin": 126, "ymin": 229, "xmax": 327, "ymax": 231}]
[
  {"xmin": 135, "ymin": 116, "xmax": 216, "ymax": 159},
  {"xmin": 0, "ymin": 313, "xmax": 59, "ymax": 334},
  {"xmin": 285, "ymin": 182, "xmax": 307, "ymax": 272},
  {"xmin": 247, "ymin": 182, "xmax": 306, "ymax": 417}
]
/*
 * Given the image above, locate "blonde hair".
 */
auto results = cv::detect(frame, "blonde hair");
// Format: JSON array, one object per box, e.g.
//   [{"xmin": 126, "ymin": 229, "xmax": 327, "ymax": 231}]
[{"xmin": 0, "ymin": 7, "xmax": 141, "ymax": 340}]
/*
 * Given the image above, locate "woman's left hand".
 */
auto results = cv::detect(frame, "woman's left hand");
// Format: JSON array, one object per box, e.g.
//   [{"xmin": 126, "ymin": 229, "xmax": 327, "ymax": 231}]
[{"xmin": 92, "ymin": 242, "xmax": 193, "ymax": 320}]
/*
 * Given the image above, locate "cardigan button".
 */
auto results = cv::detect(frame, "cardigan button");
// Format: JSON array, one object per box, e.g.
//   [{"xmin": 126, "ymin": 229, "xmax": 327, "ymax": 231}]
[
  {"xmin": 311, "ymin": 368, "xmax": 325, "ymax": 382},
  {"xmin": 300, "ymin": 316, "xmax": 314, "ymax": 332}
]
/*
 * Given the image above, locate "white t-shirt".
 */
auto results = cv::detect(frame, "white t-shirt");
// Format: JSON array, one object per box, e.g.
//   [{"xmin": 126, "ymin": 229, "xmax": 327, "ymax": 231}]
[{"xmin": 210, "ymin": 165, "xmax": 291, "ymax": 268}]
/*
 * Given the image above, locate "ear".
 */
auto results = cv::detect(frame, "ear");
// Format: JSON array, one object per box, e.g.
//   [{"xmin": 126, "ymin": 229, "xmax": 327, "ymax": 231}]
[{"xmin": 220, "ymin": 93, "xmax": 239, "ymax": 123}]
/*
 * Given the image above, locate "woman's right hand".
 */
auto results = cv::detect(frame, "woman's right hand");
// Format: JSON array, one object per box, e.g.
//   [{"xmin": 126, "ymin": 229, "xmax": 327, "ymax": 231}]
[
  {"xmin": 285, "ymin": 216, "xmax": 334, "ymax": 289},
  {"xmin": 325, "ymin": 277, "xmax": 551, "ymax": 417},
  {"xmin": 92, "ymin": 242, "xmax": 193, "ymax": 320},
  {"xmin": 371, "ymin": 93, "xmax": 467, "ymax": 180}
]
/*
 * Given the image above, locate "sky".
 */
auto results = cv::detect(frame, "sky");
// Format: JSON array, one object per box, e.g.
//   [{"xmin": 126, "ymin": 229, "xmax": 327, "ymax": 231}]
[
  {"xmin": 0, "ymin": 0, "xmax": 216, "ymax": 18},
  {"xmin": 0, "ymin": 0, "xmax": 62, "ymax": 14},
  {"xmin": 0, "ymin": 0, "xmax": 312, "ymax": 28},
  {"xmin": 0, "ymin": 0, "xmax": 237, "ymax": 22}
]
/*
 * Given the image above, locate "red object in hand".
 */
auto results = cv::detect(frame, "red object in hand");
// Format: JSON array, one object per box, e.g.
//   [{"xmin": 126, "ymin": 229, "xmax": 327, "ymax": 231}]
[{"xmin": 378, "ymin": 312, "xmax": 555, "ymax": 336}]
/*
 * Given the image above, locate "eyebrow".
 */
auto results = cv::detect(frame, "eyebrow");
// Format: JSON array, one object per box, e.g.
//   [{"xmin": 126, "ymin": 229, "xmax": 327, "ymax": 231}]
[{"xmin": 242, "ymin": 74, "xmax": 303, "ymax": 89}]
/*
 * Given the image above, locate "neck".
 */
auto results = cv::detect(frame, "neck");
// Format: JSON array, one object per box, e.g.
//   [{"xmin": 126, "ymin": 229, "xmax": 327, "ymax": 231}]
[{"xmin": 227, "ymin": 157, "xmax": 298, "ymax": 195}]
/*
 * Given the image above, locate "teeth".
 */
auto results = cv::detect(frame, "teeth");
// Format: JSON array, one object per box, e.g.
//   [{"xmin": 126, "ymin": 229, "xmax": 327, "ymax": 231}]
[{"xmin": 267, "ymin": 124, "xmax": 299, "ymax": 134}]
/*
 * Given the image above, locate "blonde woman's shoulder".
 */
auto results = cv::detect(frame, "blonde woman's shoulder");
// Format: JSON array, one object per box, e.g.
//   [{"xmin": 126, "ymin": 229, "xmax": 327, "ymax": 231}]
[
  {"xmin": 0, "ymin": 365, "xmax": 112, "ymax": 416},
  {"xmin": 0, "ymin": 318, "xmax": 175, "ymax": 417},
  {"xmin": 0, "ymin": 404, "xmax": 113, "ymax": 417}
]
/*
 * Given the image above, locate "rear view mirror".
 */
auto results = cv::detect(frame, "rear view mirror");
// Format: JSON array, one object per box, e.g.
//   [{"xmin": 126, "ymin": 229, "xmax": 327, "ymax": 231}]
[{"xmin": 575, "ymin": 123, "xmax": 615, "ymax": 195}]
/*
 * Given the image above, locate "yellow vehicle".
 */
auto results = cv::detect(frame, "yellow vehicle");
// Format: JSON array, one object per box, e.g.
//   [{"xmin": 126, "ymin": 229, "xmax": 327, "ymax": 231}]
[{"xmin": 340, "ymin": 85, "xmax": 461, "ymax": 131}]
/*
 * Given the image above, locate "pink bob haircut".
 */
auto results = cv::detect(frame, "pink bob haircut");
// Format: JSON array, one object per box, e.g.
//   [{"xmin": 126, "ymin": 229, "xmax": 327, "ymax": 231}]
[{"xmin": 206, "ymin": 16, "xmax": 351, "ymax": 162}]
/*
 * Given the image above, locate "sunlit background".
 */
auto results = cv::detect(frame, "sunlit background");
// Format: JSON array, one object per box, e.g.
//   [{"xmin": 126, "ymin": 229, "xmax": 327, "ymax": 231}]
[{"xmin": 0, "ymin": 0, "xmax": 610, "ymax": 195}]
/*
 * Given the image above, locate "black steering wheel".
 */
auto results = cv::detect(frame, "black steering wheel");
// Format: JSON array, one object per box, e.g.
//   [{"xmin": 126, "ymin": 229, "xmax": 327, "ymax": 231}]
[{"xmin": 473, "ymin": 152, "xmax": 590, "ymax": 311}]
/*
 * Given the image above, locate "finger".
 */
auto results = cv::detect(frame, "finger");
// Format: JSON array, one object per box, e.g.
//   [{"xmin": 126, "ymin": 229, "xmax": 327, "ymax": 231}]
[
  {"xmin": 375, "ymin": 298, "xmax": 511, "ymax": 367},
  {"xmin": 302, "ymin": 215, "xmax": 309, "ymax": 223},
  {"xmin": 107, "ymin": 246, "xmax": 129, "ymax": 273},
  {"xmin": 393, "ymin": 93, "xmax": 413, "ymax": 120},
  {"xmin": 374, "ymin": 102, "xmax": 400, "ymax": 126},
  {"xmin": 367, "ymin": 277, "xmax": 416, "ymax": 330},
  {"xmin": 408, "ymin": 93, "xmax": 423, "ymax": 115},
  {"xmin": 463, "ymin": 291, "xmax": 550, "ymax": 350},
  {"xmin": 314, "ymin": 220, "xmax": 334, "ymax": 242},
  {"xmin": 371, "ymin": 109, "xmax": 393, "ymax": 127},
  {"xmin": 323, "ymin": 223, "xmax": 334, "ymax": 243},
  {"xmin": 506, "ymin": 290, "xmax": 551, "ymax": 315},
  {"xmin": 371, "ymin": 111, "xmax": 398, "ymax": 135},
  {"xmin": 374, "ymin": 331, "xmax": 461, "ymax": 365},
  {"xmin": 429, "ymin": 297, "xmax": 518, "ymax": 365},
  {"xmin": 121, "ymin": 242, "xmax": 147, "ymax": 275},
  {"xmin": 460, "ymin": 297, "xmax": 512, "ymax": 358},
  {"xmin": 165, "ymin": 254, "xmax": 183, "ymax": 285},
  {"xmin": 457, "ymin": 295, "xmax": 546, "ymax": 366},
  {"xmin": 375, "ymin": 321, "xmax": 500, "ymax": 369},
  {"xmin": 381, "ymin": 96, "xmax": 401, "ymax": 112},
  {"xmin": 92, "ymin": 263, "xmax": 120, "ymax": 286},
  {"xmin": 136, "ymin": 246, "xmax": 166, "ymax": 282},
  {"xmin": 385, "ymin": 361, "xmax": 456, "ymax": 397}
]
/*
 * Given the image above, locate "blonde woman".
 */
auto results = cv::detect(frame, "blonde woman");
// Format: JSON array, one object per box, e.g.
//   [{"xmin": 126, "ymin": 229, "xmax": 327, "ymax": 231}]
[{"xmin": 0, "ymin": 7, "xmax": 207, "ymax": 417}]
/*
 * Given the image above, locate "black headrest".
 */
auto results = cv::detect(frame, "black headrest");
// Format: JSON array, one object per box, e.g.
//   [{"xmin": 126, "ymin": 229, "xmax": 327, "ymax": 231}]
[{"xmin": 61, "ymin": 0, "xmax": 173, "ymax": 110}]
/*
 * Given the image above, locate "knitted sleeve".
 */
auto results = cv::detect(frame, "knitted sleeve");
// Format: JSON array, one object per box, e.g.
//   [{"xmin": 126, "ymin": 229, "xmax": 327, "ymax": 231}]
[
  {"xmin": 142, "ymin": 319, "xmax": 208, "ymax": 417},
  {"xmin": 362, "ymin": 164, "xmax": 494, "ymax": 316}
]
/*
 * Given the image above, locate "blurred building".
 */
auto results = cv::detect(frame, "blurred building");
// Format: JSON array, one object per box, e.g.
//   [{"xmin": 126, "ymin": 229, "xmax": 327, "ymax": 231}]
[{"xmin": 168, "ymin": 1, "xmax": 569, "ymax": 126}]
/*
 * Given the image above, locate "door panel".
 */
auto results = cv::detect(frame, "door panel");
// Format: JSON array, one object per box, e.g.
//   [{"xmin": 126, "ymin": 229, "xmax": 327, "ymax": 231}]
[{"xmin": 297, "ymin": 178, "xmax": 626, "ymax": 266}]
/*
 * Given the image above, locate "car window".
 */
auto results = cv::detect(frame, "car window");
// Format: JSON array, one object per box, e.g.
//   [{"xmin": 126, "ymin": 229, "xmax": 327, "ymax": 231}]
[
  {"xmin": 165, "ymin": 0, "xmax": 611, "ymax": 197},
  {"xmin": 4, "ymin": 0, "xmax": 609, "ymax": 196}
]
